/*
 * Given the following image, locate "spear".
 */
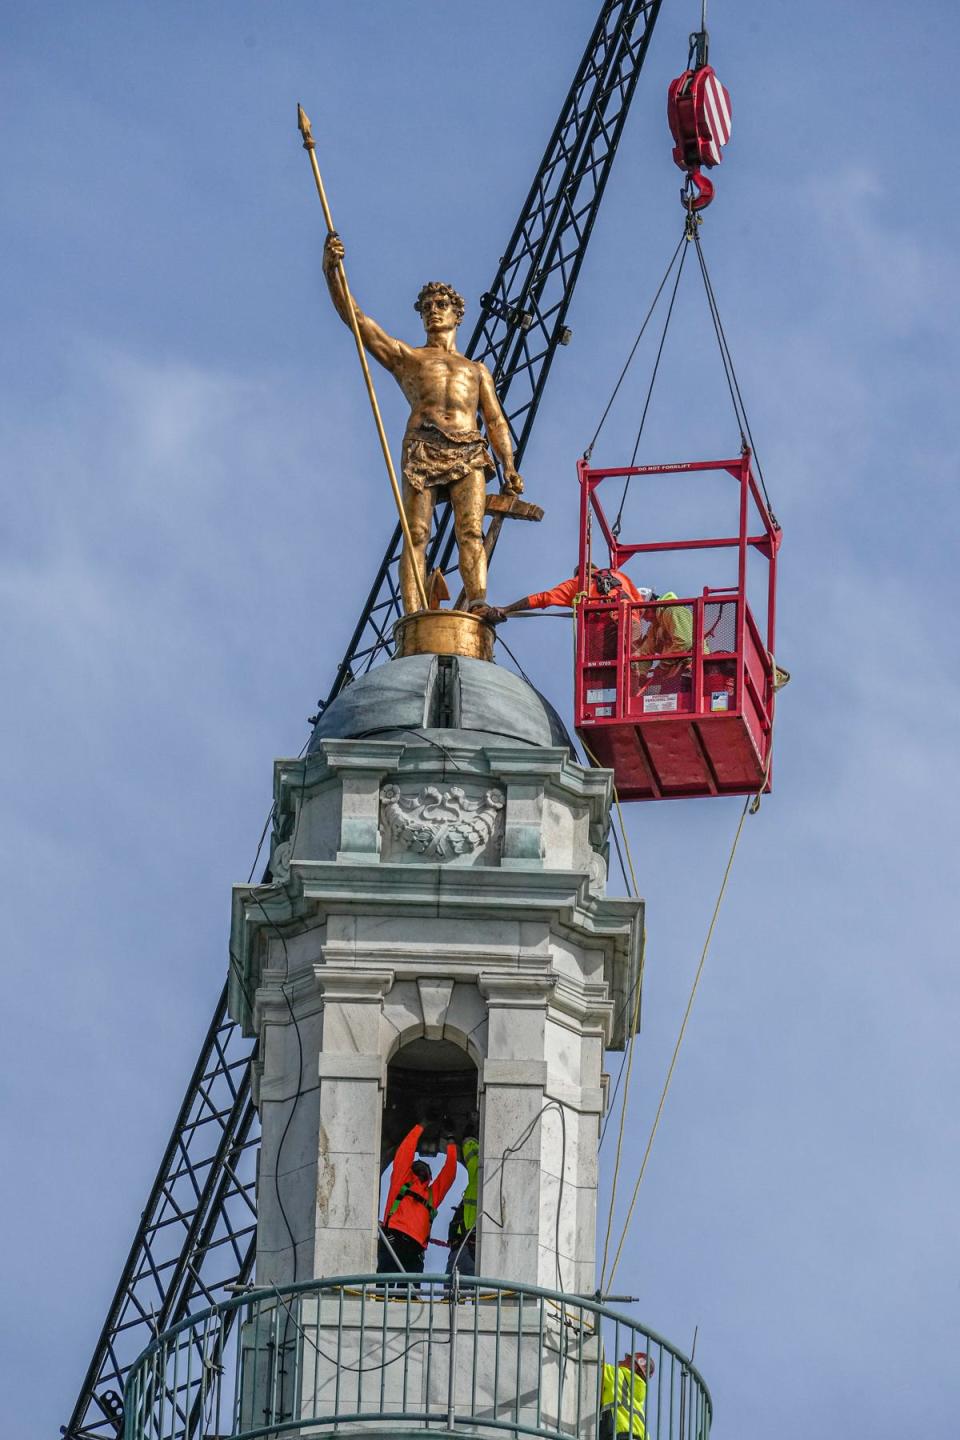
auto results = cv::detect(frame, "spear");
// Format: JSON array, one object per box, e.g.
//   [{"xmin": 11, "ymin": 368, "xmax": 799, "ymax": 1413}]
[{"xmin": 297, "ymin": 103, "xmax": 428, "ymax": 612}]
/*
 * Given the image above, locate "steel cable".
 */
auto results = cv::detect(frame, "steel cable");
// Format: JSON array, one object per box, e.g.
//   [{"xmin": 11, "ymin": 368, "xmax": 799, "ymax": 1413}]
[
  {"xmin": 692, "ymin": 226, "xmax": 778, "ymax": 524},
  {"xmin": 583, "ymin": 228, "xmax": 688, "ymax": 462},
  {"xmin": 603, "ymin": 707, "xmax": 776, "ymax": 1291},
  {"xmin": 612, "ymin": 231, "xmax": 692, "ymax": 535},
  {"xmin": 629, "ymin": 235, "xmax": 690, "ymax": 470}
]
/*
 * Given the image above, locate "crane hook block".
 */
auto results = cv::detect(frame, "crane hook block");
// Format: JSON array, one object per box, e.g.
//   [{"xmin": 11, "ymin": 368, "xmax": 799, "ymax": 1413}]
[{"xmin": 667, "ymin": 64, "xmax": 732, "ymax": 210}]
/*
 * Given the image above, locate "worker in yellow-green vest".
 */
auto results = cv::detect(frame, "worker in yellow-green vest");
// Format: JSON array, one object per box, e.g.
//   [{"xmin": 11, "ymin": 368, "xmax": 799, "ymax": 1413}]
[
  {"xmin": 600, "ymin": 1350, "xmax": 655, "ymax": 1439},
  {"xmin": 632, "ymin": 592, "xmax": 700, "ymax": 684},
  {"xmin": 446, "ymin": 1136, "xmax": 479, "ymax": 1276}
]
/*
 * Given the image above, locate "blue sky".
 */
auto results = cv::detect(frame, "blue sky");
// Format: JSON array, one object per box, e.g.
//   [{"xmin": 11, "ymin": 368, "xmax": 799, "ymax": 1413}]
[{"xmin": 2, "ymin": 2, "xmax": 958, "ymax": 1436}]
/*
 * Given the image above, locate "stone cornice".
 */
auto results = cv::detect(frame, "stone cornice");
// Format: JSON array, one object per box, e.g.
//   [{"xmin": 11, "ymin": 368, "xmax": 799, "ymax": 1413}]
[
  {"xmin": 229, "ymin": 860, "xmax": 642, "ymax": 1041},
  {"xmin": 252, "ymin": 964, "xmax": 324, "ymax": 1033},
  {"xmin": 235, "ymin": 864, "xmax": 641, "ymax": 942},
  {"xmin": 548, "ymin": 975, "xmax": 615, "ymax": 1042},
  {"xmin": 478, "ymin": 973, "xmax": 558, "ymax": 1007},
  {"xmin": 322, "ymin": 941, "xmax": 540, "ymax": 976},
  {"xmin": 318, "ymin": 739, "xmax": 408, "ymax": 770},
  {"xmin": 311, "ymin": 967, "xmax": 394, "ymax": 1003},
  {"xmin": 295, "ymin": 859, "xmax": 638, "ymax": 924}
]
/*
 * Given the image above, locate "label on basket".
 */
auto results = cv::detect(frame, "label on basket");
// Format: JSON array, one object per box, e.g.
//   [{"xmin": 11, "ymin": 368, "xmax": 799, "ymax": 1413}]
[
  {"xmin": 710, "ymin": 691, "xmax": 730, "ymax": 712},
  {"xmin": 594, "ymin": 705, "xmax": 613, "ymax": 716},
  {"xmin": 586, "ymin": 687, "xmax": 617, "ymax": 704},
  {"xmin": 643, "ymin": 693, "xmax": 678, "ymax": 713}
]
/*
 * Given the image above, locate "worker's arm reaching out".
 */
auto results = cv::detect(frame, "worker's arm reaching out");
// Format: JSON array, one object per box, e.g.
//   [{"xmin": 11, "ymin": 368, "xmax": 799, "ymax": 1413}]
[
  {"xmin": 432, "ymin": 1140, "xmax": 460, "ymax": 1207},
  {"xmin": 482, "ymin": 570, "xmax": 651, "ymax": 625},
  {"xmin": 482, "ymin": 574, "xmax": 581, "ymax": 624},
  {"xmin": 384, "ymin": 1123, "xmax": 423, "ymax": 1216}
]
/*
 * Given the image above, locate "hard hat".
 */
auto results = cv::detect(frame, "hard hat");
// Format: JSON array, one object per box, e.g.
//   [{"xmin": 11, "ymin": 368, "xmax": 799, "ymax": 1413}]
[
  {"xmin": 635, "ymin": 587, "xmax": 656, "ymax": 602},
  {"xmin": 622, "ymin": 1351, "xmax": 655, "ymax": 1378}
]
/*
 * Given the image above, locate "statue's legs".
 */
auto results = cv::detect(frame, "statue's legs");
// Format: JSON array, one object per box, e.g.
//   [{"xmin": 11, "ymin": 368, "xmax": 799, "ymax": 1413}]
[
  {"xmin": 400, "ymin": 480, "xmax": 435, "ymax": 614},
  {"xmin": 450, "ymin": 468, "xmax": 488, "ymax": 608}
]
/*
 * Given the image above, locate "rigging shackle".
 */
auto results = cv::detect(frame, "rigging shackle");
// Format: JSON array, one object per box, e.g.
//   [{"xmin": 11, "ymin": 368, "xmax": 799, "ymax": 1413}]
[{"xmin": 667, "ymin": 37, "xmax": 731, "ymax": 212}]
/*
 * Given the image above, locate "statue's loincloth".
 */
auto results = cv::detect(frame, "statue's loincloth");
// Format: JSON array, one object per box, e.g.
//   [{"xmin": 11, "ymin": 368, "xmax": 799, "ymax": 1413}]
[{"xmin": 402, "ymin": 422, "xmax": 496, "ymax": 496}]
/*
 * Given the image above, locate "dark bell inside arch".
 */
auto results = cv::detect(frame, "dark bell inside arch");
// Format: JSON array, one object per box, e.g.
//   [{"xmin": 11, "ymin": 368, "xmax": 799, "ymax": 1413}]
[{"xmin": 381, "ymin": 1037, "xmax": 479, "ymax": 1171}]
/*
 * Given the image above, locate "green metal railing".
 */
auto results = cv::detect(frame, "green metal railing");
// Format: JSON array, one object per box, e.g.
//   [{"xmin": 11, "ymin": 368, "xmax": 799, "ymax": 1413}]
[{"xmin": 123, "ymin": 1274, "xmax": 711, "ymax": 1440}]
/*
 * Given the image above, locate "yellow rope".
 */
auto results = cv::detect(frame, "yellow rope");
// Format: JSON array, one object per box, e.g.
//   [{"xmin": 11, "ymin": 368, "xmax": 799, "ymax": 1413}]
[
  {"xmin": 573, "ymin": 585, "xmax": 781, "ymax": 1291},
  {"xmin": 604, "ymin": 698, "xmax": 777, "ymax": 1289},
  {"xmin": 604, "ymin": 790, "xmax": 751, "ymax": 1289}
]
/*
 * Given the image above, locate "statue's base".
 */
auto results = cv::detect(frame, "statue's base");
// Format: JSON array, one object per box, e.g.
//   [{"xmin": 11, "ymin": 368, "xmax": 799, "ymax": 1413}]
[{"xmin": 393, "ymin": 609, "xmax": 495, "ymax": 663}]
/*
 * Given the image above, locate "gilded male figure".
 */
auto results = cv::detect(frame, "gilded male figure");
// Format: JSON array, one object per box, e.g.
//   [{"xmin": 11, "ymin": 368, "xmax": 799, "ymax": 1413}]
[{"xmin": 323, "ymin": 233, "xmax": 523, "ymax": 613}]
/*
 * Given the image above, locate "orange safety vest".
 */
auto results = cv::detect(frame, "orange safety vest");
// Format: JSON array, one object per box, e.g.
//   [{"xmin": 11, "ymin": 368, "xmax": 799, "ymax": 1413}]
[
  {"xmin": 526, "ymin": 569, "xmax": 644, "ymax": 610},
  {"xmin": 382, "ymin": 1124, "xmax": 458, "ymax": 1249}
]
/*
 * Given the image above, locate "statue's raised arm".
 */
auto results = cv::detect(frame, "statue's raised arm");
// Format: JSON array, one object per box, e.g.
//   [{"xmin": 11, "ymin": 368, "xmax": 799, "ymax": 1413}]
[{"xmin": 322, "ymin": 232, "xmax": 408, "ymax": 375}]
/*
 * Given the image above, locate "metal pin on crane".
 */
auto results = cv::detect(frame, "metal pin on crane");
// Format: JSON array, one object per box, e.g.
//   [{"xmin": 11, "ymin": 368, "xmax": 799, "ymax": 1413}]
[{"xmin": 296, "ymin": 104, "xmax": 429, "ymax": 612}]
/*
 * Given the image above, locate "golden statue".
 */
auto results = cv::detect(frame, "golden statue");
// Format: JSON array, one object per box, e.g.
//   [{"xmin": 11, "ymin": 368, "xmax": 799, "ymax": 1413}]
[{"xmin": 323, "ymin": 233, "xmax": 523, "ymax": 614}]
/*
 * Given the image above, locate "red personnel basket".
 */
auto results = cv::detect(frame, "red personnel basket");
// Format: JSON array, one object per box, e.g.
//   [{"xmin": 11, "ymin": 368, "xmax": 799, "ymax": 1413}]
[{"xmin": 574, "ymin": 453, "xmax": 780, "ymax": 801}]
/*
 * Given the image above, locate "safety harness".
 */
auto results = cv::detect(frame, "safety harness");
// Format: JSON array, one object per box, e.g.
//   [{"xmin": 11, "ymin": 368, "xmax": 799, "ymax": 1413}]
[
  {"xmin": 595, "ymin": 568, "xmax": 625, "ymax": 597},
  {"xmin": 388, "ymin": 1182, "xmax": 438, "ymax": 1223}
]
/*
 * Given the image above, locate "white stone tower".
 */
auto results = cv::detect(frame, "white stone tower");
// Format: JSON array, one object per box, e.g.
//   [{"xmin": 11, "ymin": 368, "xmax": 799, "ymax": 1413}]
[
  {"xmin": 118, "ymin": 648, "xmax": 717, "ymax": 1440},
  {"xmin": 229, "ymin": 653, "xmax": 643, "ymax": 1296}
]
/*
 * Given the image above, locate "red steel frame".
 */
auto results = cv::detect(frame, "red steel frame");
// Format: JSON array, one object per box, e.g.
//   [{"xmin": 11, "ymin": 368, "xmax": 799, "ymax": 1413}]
[{"xmin": 574, "ymin": 452, "xmax": 781, "ymax": 800}]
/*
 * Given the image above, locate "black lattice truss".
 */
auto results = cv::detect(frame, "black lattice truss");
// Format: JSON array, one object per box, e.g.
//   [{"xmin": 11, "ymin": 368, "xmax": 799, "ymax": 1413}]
[
  {"xmin": 321, "ymin": 0, "xmax": 664, "ymax": 709},
  {"xmin": 63, "ymin": 3, "xmax": 665, "ymax": 1434},
  {"xmin": 63, "ymin": 991, "xmax": 258, "ymax": 1440}
]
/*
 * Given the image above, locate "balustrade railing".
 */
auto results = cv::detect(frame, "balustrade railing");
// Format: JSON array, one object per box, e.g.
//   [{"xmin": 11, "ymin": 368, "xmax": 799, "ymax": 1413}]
[{"xmin": 124, "ymin": 1274, "xmax": 711, "ymax": 1440}]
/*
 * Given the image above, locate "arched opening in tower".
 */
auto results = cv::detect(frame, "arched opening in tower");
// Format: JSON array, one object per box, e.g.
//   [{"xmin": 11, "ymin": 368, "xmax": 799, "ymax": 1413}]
[
  {"xmin": 382, "ymin": 1037, "xmax": 479, "ymax": 1166},
  {"xmin": 379, "ymin": 1037, "xmax": 480, "ymax": 1267}
]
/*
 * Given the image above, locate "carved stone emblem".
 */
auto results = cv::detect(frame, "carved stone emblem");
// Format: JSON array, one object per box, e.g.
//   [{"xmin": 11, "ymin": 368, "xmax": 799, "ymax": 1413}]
[
  {"xmin": 587, "ymin": 849, "xmax": 607, "ymax": 898},
  {"xmin": 380, "ymin": 783, "xmax": 505, "ymax": 861},
  {"xmin": 270, "ymin": 839, "xmax": 293, "ymax": 884}
]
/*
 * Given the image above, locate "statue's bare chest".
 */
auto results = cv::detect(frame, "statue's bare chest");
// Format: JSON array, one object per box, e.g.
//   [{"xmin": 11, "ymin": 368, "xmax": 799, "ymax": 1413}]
[{"xmin": 403, "ymin": 351, "xmax": 479, "ymax": 403}]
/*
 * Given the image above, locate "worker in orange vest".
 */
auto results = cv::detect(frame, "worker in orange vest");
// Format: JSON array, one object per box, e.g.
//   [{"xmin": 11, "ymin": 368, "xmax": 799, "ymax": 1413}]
[
  {"xmin": 481, "ymin": 565, "xmax": 656, "ymax": 673},
  {"xmin": 482, "ymin": 563, "xmax": 652, "ymax": 619},
  {"xmin": 483, "ymin": 569, "xmax": 700, "ymax": 690},
  {"xmin": 378, "ymin": 1122, "xmax": 458, "ymax": 1275}
]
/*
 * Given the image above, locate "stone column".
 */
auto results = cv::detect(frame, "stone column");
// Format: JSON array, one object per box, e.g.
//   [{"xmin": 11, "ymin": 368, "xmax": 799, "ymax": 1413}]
[
  {"xmin": 312, "ymin": 968, "xmax": 393, "ymax": 1277},
  {"xmin": 479, "ymin": 974, "xmax": 554, "ymax": 1287},
  {"xmin": 252, "ymin": 965, "xmax": 324, "ymax": 1287}
]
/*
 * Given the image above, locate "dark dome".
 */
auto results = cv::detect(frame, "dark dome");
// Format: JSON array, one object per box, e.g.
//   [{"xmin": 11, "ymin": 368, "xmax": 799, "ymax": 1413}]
[{"xmin": 308, "ymin": 654, "xmax": 573, "ymax": 754}]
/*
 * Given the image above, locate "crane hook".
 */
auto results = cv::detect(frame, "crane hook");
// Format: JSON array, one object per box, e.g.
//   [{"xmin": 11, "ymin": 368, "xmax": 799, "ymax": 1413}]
[{"xmin": 681, "ymin": 169, "xmax": 714, "ymax": 212}]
